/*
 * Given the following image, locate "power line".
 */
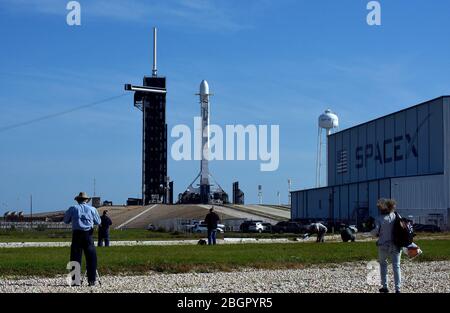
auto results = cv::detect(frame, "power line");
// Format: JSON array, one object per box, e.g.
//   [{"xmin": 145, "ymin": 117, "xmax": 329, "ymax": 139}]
[{"xmin": 0, "ymin": 93, "xmax": 128, "ymax": 133}]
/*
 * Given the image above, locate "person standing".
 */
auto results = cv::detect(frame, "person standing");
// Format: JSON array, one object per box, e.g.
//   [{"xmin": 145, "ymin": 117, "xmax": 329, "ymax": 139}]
[
  {"xmin": 98, "ymin": 210, "xmax": 112, "ymax": 247},
  {"xmin": 204, "ymin": 207, "xmax": 220, "ymax": 245},
  {"xmin": 64, "ymin": 192, "xmax": 101, "ymax": 286},
  {"xmin": 371, "ymin": 199, "xmax": 402, "ymax": 293}
]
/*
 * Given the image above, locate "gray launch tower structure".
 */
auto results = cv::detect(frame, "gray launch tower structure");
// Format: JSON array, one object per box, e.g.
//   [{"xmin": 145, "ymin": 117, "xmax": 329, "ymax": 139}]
[{"xmin": 125, "ymin": 28, "xmax": 168, "ymax": 205}]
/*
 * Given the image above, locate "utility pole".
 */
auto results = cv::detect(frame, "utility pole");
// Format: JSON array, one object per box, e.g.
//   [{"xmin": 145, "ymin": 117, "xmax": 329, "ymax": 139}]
[
  {"xmin": 93, "ymin": 177, "xmax": 96, "ymax": 197},
  {"xmin": 258, "ymin": 185, "xmax": 263, "ymax": 205},
  {"xmin": 277, "ymin": 191, "xmax": 281, "ymax": 206},
  {"xmin": 288, "ymin": 179, "xmax": 292, "ymax": 206},
  {"xmin": 30, "ymin": 194, "xmax": 33, "ymax": 229}
]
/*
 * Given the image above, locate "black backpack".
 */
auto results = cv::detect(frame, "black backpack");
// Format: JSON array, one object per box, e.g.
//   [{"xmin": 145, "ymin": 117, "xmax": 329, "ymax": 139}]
[{"xmin": 393, "ymin": 212, "xmax": 415, "ymax": 247}]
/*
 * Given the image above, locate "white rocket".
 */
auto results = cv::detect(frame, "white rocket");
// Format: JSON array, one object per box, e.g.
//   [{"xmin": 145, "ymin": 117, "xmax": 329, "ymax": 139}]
[
  {"xmin": 183, "ymin": 80, "xmax": 227, "ymax": 204},
  {"xmin": 199, "ymin": 80, "xmax": 211, "ymax": 188}
]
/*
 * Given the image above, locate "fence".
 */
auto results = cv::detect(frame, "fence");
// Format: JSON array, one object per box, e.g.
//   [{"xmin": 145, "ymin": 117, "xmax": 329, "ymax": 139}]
[
  {"xmin": 0, "ymin": 222, "xmax": 72, "ymax": 230},
  {"xmin": 150, "ymin": 218, "xmax": 250, "ymax": 233}
]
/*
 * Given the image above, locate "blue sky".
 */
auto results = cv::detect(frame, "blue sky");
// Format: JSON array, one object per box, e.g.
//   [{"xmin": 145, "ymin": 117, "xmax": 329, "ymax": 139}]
[{"xmin": 0, "ymin": 0, "xmax": 449, "ymax": 213}]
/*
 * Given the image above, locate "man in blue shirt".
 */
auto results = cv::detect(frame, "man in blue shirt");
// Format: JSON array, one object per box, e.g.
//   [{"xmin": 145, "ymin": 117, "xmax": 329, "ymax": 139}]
[{"xmin": 64, "ymin": 192, "xmax": 101, "ymax": 286}]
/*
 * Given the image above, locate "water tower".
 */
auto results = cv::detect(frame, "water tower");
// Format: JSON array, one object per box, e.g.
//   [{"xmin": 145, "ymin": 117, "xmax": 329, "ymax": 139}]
[{"xmin": 316, "ymin": 109, "xmax": 339, "ymax": 187}]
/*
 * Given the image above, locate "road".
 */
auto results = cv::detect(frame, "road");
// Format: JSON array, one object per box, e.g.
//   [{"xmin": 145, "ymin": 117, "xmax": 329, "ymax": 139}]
[{"xmin": 198, "ymin": 205, "xmax": 279, "ymax": 224}]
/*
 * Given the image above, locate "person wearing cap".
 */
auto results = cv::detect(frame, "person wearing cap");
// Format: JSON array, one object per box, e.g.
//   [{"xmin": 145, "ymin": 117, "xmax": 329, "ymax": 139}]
[
  {"xmin": 64, "ymin": 192, "xmax": 101, "ymax": 286},
  {"xmin": 98, "ymin": 210, "xmax": 112, "ymax": 247}
]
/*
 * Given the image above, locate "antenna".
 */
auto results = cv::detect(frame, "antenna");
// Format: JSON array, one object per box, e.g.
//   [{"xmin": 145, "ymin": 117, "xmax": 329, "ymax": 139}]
[
  {"xmin": 30, "ymin": 194, "xmax": 33, "ymax": 229},
  {"xmin": 152, "ymin": 27, "xmax": 158, "ymax": 77}
]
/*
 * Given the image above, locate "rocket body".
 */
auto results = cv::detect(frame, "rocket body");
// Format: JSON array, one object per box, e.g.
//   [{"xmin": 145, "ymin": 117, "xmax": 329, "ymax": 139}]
[
  {"xmin": 181, "ymin": 79, "xmax": 228, "ymax": 205},
  {"xmin": 199, "ymin": 80, "xmax": 210, "ymax": 187}
]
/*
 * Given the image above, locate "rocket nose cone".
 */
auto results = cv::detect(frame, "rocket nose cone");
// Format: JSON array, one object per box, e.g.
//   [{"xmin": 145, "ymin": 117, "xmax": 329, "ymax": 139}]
[{"xmin": 200, "ymin": 80, "xmax": 209, "ymax": 95}]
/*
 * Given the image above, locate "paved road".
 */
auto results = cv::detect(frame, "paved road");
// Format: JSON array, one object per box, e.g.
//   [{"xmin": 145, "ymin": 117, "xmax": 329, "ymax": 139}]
[
  {"xmin": 115, "ymin": 205, "xmax": 158, "ymax": 229},
  {"xmin": 241, "ymin": 205, "xmax": 291, "ymax": 219},
  {"xmin": 199, "ymin": 205, "xmax": 279, "ymax": 224}
]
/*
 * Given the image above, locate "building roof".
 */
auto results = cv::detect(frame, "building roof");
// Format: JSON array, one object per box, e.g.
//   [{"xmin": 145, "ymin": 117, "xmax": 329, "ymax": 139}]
[{"xmin": 330, "ymin": 95, "xmax": 450, "ymax": 137}]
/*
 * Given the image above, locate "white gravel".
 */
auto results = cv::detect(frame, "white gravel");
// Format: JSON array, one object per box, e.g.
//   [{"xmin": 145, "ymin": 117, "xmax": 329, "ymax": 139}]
[{"xmin": 1, "ymin": 261, "xmax": 448, "ymax": 293}]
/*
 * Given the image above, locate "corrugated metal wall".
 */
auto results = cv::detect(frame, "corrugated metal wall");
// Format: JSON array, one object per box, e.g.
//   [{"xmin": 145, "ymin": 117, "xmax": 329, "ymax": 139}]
[
  {"xmin": 391, "ymin": 175, "xmax": 446, "ymax": 211},
  {"xmin": 443, "ymin": 97, "xmax": 450, "ymax": 229},
  {"xmin": 291, "ymin": 178, "xmax": 391, "ymax": 222},
  {"xmin": 292, "ymin": 173, "xmax": 449, "ymax": 228},
  {"xmin": 328, "ymin": 97, "xmax": 445, "ymax": 186},
  {"xmin": 392, "ymin": 174, "xmax": 448, "ymax": 229}
]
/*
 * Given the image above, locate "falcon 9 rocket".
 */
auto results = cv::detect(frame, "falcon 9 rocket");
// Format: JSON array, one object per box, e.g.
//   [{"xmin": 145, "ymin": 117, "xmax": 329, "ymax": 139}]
[{"xmin": 179, "ymin": 80, "xmax": 228, "ymax": 204}]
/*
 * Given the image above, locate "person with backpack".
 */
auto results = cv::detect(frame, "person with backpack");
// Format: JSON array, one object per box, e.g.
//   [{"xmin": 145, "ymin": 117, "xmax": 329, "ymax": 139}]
[{"xmin": 371, "ymin": 199, "xmax": 403, "ymax": 293}]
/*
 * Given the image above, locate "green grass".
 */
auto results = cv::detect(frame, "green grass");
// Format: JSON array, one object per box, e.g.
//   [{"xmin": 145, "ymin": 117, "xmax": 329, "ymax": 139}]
[{"xmin": 0, "ymin": 239, "xmax": 449, "ymax": 277}]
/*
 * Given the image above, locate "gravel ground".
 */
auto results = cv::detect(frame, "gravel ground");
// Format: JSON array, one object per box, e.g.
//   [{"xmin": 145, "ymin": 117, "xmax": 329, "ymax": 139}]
[
  {"xmin": 1, "ymin": 261, "xmax": 448, "ymax": 293},
  {"xmin": 0, "ymin": 238, "xmax": 300, "ymax": 248}
]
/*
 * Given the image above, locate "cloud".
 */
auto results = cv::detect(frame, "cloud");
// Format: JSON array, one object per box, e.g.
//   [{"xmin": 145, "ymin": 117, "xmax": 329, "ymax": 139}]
[{"xmin": 0, "ymin": 0, "xmax": 252, "ymax": 32}]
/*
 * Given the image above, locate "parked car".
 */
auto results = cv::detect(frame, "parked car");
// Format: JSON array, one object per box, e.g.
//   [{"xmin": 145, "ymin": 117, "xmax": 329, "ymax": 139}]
[
  {"xmin": 248, "ymin": 221, "xmax": 271, "ymax": 233},
  {"xmin": 262, "ymin": 222, "xmax": 273, "ymax": 233},
  {"xmin": 191, "ymin": 223, "xmax": 225, "ymax": 233},
  {"xmin": 272, "ymin": 221, "xmax": 306, "ymax": 234},
  {"xmin": 413, "ymin": 224, "xmax": 441, "ymax": 233},
  {"xmin": 240, "ymin": 220, "xmax": 264, "ymax": 233}
]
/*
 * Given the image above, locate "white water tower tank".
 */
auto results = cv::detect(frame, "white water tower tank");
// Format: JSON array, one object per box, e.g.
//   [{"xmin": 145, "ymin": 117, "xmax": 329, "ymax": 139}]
[{"xmin": 319, "ymin": 109, "xmax": 339, "ymax": 133}]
